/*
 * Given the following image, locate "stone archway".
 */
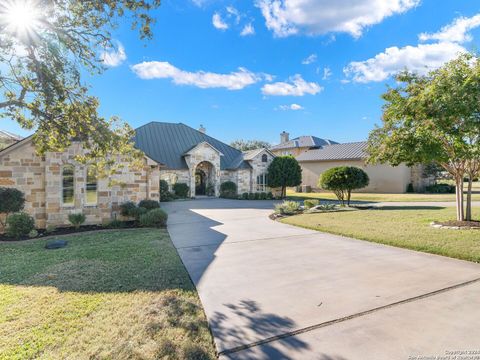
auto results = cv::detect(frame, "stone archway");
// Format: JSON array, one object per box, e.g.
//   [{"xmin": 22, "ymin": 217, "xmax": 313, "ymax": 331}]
[{"xmin": 195, "ymin": 161, "xmax": 216, "ymax": 196}]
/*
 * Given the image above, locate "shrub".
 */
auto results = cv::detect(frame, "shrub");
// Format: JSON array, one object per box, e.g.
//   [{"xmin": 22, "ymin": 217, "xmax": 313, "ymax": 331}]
[
  {"xmin": 242, "ymin": 192, "xmax": 249, "ymax": 200},
  {"xmin": 248, "ymin": 192, "xmax": 256, "ymax": 200},
  {"xmin": 0, "ymin": 187, "xmax": 25, "ymax": 228},
  {"xmin": 139, "ymin": 208, "xmax": 168, "ymax": 228},
  {"xmin": 274, "ymin": 201, "xmax": 301, "ymax": 215},
  {"xmin": 266, "ymin": 192, "xmax": 274, "ymax": 200},
  {"xmin": 160, "ymin": 180, "xmax": 174, "ymax": 202},
  {"xmin": 426, "ymin": 183, "xmax": 455, "ymax": 194},
  {"xmin": 120, "ymin": 201, "xmax": 137, "ymax": 217},
  {"xmin": 138, "ymin": 199, "xmax": 160, "ymax": 210},
  {"xmin": 106, "ymin": 219, "xmax": 127, "ymax": 229},
  {"xmin": 259, "ymin": 192, "xmax": 267, "ymax": 200},
  {"xmin": 68, "ymin": 213, "xmax": 86, "ymax": 229},
  {"xmin": 220, "ymin": 181, "xmax": 237, "ymax": 198},
  {"xmin": 304, "ymin": 199, "xmax": 320, "ymax": 209},
  {"xmin": 28, "ymin": 229, "xmax": 39, "ymax": 238},
  {"xmin": 406, "ymin": 183, "xmax": 414, "ymax": 193},
  {"xmin": 6, "ymin": 213, "xmax": 35, "ymax": 239},
  {"xmin": 267, "ymin": 156, "xmax": 302, "ymax": 198},
  {"xmin": 319, "ymin": 166, "xmax": 369, "ymax": 206},
  {"xmin": 173, "ymin": 183, "xmax": 189, "ymax": 198}
]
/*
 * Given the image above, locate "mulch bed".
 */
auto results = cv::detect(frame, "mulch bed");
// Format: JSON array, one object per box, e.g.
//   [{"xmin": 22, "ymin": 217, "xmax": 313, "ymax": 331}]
[
  {"xmin": 431, "ymin": 220, "xmax": 480, "ymax": 230},
  {"xmin": 0, "ymin": 221, "xmax": 138, "ymax": 242}
]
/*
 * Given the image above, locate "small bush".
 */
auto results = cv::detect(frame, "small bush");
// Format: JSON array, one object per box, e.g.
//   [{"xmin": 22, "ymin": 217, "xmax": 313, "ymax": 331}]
[
  {"xmin": 406, "ymin": 183, "xmax": 414, "ymax": 193},
  {"xmin": 28, "ymin": 229, "xmax": 38, "ymax": 238},
  {"xmin": 0, "ymin": 187, "xmax": 25, "ymax": 215},
  {"xmin": 6, "ymin": 213, "xmax": 35, "ymax": 239},
  {"xmin": 139, "ymin": 208, "xmax": 168, "ymax": 228},
  {"xmin": 220, "ymin": 181, "xmax": 237, "ymax": 198},
  {"xmin": 274, "ymin": 201, "xmax": 301, "ymax": 215},
  {"xmin": 242, "ymin": 192, "xmax": 249, "ymax": 200},
  {"xmin": 173, "ymin": 183, "xmax": 189, "ymax": 198},
  {"xmin": 160, "ymin": 180, "xmax": 175, "ymax": 202},
  {"xmin": 120, "ymin": 201, "xmax": 137, "ymax": 217},
  {"xmin": 68, "ymin": 213, "xmax": 86, "ymax": 229},
  {"xmin": 138, "ymin": 199, "xmax": 160, "ymax": 210},
  {"xmin": 259, "ymin": 192, "xmax": 267, "ymax": 200},
  {"xmin": 319, "ymin": 166, "xmax": 369, "ymax": 206},
  {"xmin": 304, "ymin": 199, "xmax": 320, "ymax": 209},
  {"xmin": 266, "ymin": 192, "xmax": 274, "ymax": 200},
  {"xmin": 248, "ymin": 192, "xmax": 256, "ymax": 200},
  {"xmin": 106, "ymin": 219, "xmax": 127, "ymax": 229},
  {"xmin": 426, "ymin": 183, "xmax": 455, "ymax": 194},
  {"xmin": 131, "ymin": 206, "xmax": 148, "ymax": 220}
]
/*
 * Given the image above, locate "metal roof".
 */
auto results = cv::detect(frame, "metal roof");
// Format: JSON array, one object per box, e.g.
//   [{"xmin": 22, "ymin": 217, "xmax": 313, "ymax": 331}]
[
  {"xmin": 296, "ymin": 141, "xmax": 368, "ymax": 162},
  {"xmin": 133, "ymin": 122, "xmax": 250, "ymax": 170},
  {"xmin": 0, "ymin": 130, "xmax": 23, "ymax": 141},
  {"xmin": 270, "ymin": 135, "xmax": 338, "ymax": 151}
]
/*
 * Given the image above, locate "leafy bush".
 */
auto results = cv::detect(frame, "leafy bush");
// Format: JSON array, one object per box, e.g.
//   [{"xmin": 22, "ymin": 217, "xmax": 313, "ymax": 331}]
[
  {"xmin": 259, "ymin": 192, "xmax": 267, "ymax": 200},
  {"xmin": 173, "ymin": 183, "xmax": 189, "ymax": 198},
  {"xmin": 274, "ymin": 201, "xmax": 301, "ymax": 215},
  {"xmin": 68, "ymin": 213, "xmax": 86, "ymax": 229},
  {"xmin": 406, "ymin": 183, "xmax": 414, "ymax": 193},
  {"xmin": 304, "ymin": 199, "xmax": 320, "ymax": 209},
  {"xmin": 319, "ymin": 166, "xmax": 369, "ymax": 206},
  {"xmin": 0, "ymin": 187, "xmax": 25, "ymax": 228},
  {"xmin": 138, "ymin": 199, "xmax": 160, "ymax": 210},
  {"xmin": 266, "ymin": 192, "xmax": 274, "ymax": 200},
  {"xmin": 106, "ymin": 219, "xmax": 127, "ymax": 229},
  {"xmin": 160, "ymin": 180, "xmax": 174, "ymax": 202},
  {"xmin": 267, "ymin": 156, "xmax": 302, "ymax": 198},
  {"xmin": 426, "ymin": 183, "xmax": 455, "ymax": 194},
  {"xmin": 220, "ymin": 181, "xmax": 237, "ymax": 198},
  {"xmin": 6, "ymin": 213, "xmax": 35, "ymax": 239},
  {"xmin": 139, "ymin": 208, "xmax": 168, "ymax": 228},
  {"xmin": 28, "ymin": 229, "xmax": 39, "ymax": 238},
  {"xmin": 241, "ymin": 192, "xmax": 249, "ymax": 200},
  {"xmin": 248, "ymin": 192, "xmax": 256, "ymax": 200},
  {"xmin": 120, "ymin": 201, "xmax": 137, "ymax": 217}
]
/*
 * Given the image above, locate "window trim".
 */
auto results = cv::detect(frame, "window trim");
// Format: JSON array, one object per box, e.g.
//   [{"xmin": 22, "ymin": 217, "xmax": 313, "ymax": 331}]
[
  {"xmin": 256, "ymin": 173, "xmax": 268, "ymax": 192},
  {"xmin": 261, "ymin": 154, "xmax": 268, "ymax": 163},
  {"xmin": 62, "ymin": 164, "xmax": 75, "ymax": 207},
  {"xmin": 85, "ymin": 165, "xmax": 98, "ymax": 205}
]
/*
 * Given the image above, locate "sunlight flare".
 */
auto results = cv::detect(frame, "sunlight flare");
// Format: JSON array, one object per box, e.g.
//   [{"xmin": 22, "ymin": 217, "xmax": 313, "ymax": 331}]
[{"xmin": 0, "ymin": 0, "xmax": 43, "ymax": 42}]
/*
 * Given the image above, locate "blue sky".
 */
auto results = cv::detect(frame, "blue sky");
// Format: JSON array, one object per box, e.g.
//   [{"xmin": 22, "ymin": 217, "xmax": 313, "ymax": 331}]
[{"xmin": 4, "ymin": 0, "xmax": 480, "ymax": 145}]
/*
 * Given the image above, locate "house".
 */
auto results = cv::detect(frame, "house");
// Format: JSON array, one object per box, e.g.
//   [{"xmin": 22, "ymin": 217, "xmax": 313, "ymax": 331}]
[
  {"xmin": 269, "ymin": 131, "xmax": 338, "ymax": 157},
  {"xmin": 296, "ymin": 141, "xmax": 430, "ymax": 193},
  {"xmin": 0, "ymin": 130, "xmax": 23, "ymax": 150},
  {"xmin": 0, "ymin": 122, "xmax": 274, "ymax": 230}
]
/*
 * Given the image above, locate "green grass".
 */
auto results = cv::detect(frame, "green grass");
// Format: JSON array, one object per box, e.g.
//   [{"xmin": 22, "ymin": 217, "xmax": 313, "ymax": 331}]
[
  {"xmin": 286, "ymin": 188, "xmax": 480, "ymax": 203},
  {"xmin": 281, "ymin": 207, "xmax": 480, "ymax": 263},
  {"xmin": 0, "ymin": 229, "xmax": 216, "ymax": 360}
]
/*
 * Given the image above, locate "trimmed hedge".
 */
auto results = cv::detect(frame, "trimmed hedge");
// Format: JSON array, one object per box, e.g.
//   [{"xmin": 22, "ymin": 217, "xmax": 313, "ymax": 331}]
[
  {"xmin": 138, "ymin": 199, "xmax": 160, "ymax": 210},
  {"xmin": 426, "ymin": 183, "xmax": 455, "ymax": 194},
  {"xmin": 220, "ymin": 181, "xmax": 237, "ymax": 198},
  {"xmin": 139, "ymin": 208, "xmax": 168, "ymax": 228},
  {"xmin": 173, "ymin": 183, "xmax": 189, "ymax": 198}
]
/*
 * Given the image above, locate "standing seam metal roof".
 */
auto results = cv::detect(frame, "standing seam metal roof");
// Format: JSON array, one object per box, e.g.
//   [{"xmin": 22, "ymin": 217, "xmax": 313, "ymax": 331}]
[
  {"xmin": 133, "ymin": 122, "xmax": 250, "ymax": 170},
  {"xmin": 295, "ymin": 141, "xmax": 368, "ymax": 162},
  {"xmin": 270, "ymin": 135, "xmax": 338, "ymax": 151}
]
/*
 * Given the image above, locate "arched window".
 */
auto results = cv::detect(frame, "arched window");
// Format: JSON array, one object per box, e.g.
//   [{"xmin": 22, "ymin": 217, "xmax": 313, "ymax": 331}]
[
  {"xmin": 86, "ymin": 166, "xmax": 97, "ymax": 204},
  {"xmin": 62, "ymin": 165, "xmax": 75, "ymax": 205},
  {"xmin": 261, "ymin": 154, "xmax": 268, "ymax": 163}
]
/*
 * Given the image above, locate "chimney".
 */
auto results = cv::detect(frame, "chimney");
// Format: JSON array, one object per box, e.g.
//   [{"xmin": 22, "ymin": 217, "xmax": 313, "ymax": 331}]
[
  {"xmin": 199, "ymin": 124, "xmax": 206, "ymax": 134},
  {"xmin": 280, "ymin": 131, "xmax": 289, "ymax": 144}
]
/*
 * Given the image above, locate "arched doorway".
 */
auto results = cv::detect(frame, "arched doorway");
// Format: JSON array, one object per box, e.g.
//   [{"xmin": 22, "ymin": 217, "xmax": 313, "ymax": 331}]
[{"xmin": 194, "ymin": 161, "xmax": 215, "ymax": 196}]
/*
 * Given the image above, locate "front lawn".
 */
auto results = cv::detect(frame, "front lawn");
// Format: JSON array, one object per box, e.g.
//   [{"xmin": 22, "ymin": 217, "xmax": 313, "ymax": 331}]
[
  {"xmin": 281, "ymin": 207, "xmax": 480, "ymax": 263},
  {"xmin": 0, "ymin": 229, "xmax": 215, "ymax": 360}
]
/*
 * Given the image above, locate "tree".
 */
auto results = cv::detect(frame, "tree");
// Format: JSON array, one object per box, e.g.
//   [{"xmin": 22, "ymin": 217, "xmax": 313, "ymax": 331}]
[
  {"xmin": 0, "ymin": 187, "xmax": 25, "ymax": 230},
  {"xmin": 319, "ymin": 166, "xmax": 369, "ymax": 206},
  {"xmin": 367, "ymin": 53, "xmax": 480, "ymax": 221},
  {"xmin": 230, "ymin": 139, "xmax": 271, "ymax": 151},
  {"xmin": 0, "ymin": 0, "xmax": 161, "ymax": 176},
  {"xmin": 267, "ymin": 156, "xmax": 302, "ymax": 198}
]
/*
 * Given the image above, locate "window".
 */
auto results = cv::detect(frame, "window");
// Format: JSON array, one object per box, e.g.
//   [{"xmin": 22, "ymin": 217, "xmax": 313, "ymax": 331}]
[
  {"xmin": 86, "ymin": 166, "xmax": 97, "ymax": 204},
  {"xmin": 261, "ymin": 154, "xmax": 268, "ymax": 162},
  {"xmin": 256, "ymin": 173, "xmax": 268, "ymax": 192},
  {"xmin": 62, "ymin": 165, "xmax": 75, "ymax": 205}
]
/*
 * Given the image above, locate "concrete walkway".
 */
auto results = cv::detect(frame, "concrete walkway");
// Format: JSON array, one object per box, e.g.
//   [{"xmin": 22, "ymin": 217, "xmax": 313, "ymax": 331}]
[{"xmin": 163, "ymin": 199, "xmax": 480, "ymax": 360}]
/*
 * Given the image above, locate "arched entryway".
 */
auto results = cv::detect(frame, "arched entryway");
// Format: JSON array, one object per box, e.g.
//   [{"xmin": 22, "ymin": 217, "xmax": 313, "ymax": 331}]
[{"xmin": 195, "ymin": 161, "xmax": 216, "ymax": 196}]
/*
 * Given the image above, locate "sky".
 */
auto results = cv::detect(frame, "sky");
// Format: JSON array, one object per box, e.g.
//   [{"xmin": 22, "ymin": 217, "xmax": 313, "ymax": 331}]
[{"xmin": 3, "ymin": 0, "xmax": 480, "ymax": 145}]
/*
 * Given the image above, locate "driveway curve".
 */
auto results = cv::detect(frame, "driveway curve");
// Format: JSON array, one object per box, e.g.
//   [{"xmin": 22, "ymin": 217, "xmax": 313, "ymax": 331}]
[{"xmin": 163, "ymin": 198, "xmax": 480, "ymax": 360}]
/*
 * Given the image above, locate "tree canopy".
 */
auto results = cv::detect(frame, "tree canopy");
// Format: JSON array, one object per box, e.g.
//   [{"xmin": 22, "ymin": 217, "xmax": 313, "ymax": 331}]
[
  {"xmin": 367, "ymin": 53, "xmax": 480, "ymax": 220},
  {"xmin": 230, "ymin": 139, "xmax": 271, "ymax": 151},
  {"xmin": 319, "ymin": 166, "xmax": 369, "ymax": 206},
  {"xmin": 267, "ymin": 156, "xmax": 302, "ymax": 198},
  {"xmin": 0, "ymin": 0, "xmax": 161, "ymax": 176}
]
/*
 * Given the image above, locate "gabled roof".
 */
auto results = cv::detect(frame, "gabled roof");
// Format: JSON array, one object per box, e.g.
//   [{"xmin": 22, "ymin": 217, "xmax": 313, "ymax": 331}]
[
  {"xmin": 296, "ymin": 141, "xmax": 368, "ymax": 162},
  {"xmin": 133, "ymin": 122, "xmax": 250, "ymax": 170},
  {"xmin": 242, "ymin": 148, "xmax": 275, "ymax": 161},
  {"xmin": 183, "ymin": 141, "xmax": 224, "ymax": 156},
  {"xmin": 0, "ymin": 130, "xmax": 23, "ymax": 141},
  {"xmin": 270, "ymin": 135, "xmax": 338, "ymax": 151}
]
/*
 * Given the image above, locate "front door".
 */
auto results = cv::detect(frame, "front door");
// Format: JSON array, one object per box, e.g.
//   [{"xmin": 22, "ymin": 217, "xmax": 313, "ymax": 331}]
[{"xmin": 195, "ymin": 170, "xmax": 206, "ymax": 195}]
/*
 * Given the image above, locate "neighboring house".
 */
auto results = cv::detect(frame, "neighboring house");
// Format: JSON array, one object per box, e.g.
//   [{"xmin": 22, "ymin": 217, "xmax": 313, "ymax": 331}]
[
  {"xmin": 0, "ymin": 122, "xmax": 274, "ymax": 231},
  {"xmin": 296, "ymin": 141, "xmax": 430, "ymax": 193},
  {"xmin": 270, "ymin": 131, "xmax": 338, "ymax": 157},
  {"xmin": 133, "ymin": 122, "xmax": 275, "ymax": 197},
  {"xmin": 0, "ymin": 130, "xmax": 23, "ymax": 150}
]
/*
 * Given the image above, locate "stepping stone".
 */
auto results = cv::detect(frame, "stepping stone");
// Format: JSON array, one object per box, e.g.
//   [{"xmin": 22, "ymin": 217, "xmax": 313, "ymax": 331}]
[{"xmin": 45, "ymin": 240, "xmax": 68, "ymax": 249}]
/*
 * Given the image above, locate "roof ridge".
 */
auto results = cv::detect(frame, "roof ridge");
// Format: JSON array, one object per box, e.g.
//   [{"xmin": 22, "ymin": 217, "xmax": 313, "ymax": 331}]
[{"xmin": 325, "ymin": 140, "xmax": 367, "ymax": 146}]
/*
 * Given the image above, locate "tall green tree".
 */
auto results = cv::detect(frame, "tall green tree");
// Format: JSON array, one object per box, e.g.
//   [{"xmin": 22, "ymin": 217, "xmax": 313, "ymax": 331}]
[
  {"xmin": 0, "ymin": 0, "xmax": 161, "ymax": 176},
  {"xmin": 267, "ymin": 156, "xmax": 302, "ymax": 198},
  {"xmin": 230, "ymin": 139, "xmax": 271, "ymax": 151},
  {"xmin": 367, "ymin": 53, "xmax": 480, "ymax": 221}
]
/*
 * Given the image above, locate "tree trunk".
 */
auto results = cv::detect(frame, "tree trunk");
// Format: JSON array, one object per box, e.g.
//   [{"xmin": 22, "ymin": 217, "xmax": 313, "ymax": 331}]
[
  {"xmin": 347, "ymin": 190, "xmax": 352, "ymax": 206},
  {"xmin": 455, "ymin": 176, "xmax": 464, "ymax": 221},
  {"xmin": 466, "ymin": 175, "xmax": 473, "ymax": 221}
]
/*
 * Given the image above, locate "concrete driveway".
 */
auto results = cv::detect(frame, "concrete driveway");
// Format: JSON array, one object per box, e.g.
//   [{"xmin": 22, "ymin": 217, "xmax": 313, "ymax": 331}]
[{"xmin": 163, "ymin": 199, "xmax": 480, "ymax": 359}]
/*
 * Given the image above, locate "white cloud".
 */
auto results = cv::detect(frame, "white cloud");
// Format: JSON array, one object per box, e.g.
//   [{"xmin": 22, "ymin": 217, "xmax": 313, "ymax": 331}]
[
  {"xmin": 241, "ymin": 23, "xmax": 255, "ymax": 36},
  {"xmin": 101, "ymin": 43, "xmax": 126, "ymax": 67},
  {"xmin": 255, "ymin": 0, "xmax": 419, "ymax": 38},
  {"xmin": 419, "ymin": 14, "xmax": 480, "ymax": 43},
  {"xmin": 212, "ymin": 12, "xmax": 229, "ymax": 30},
  {"xmin": 322, "ymin": 67, "xmax": 332, "ymax": 80},
  {"xmin": 344, "ymin": 42, "xmax": 466, "ymax": 83},
  {"xmin": 226, "ymin": 6, "xmax": 241, "ymax": 24},
  {"xmin": 278, "ymin": 103, "xmax": 304, "ymax": 111},
  {"xmin": 302, "ymin": 54, "xmax": 317, "ymax": 65},
  {"xmin": 262, "ymin": 74, "xmax": 322, "ymax": 96},
  {"xmin": 131, "ymin": 61, "xmax": 264, "ymax": 90}
]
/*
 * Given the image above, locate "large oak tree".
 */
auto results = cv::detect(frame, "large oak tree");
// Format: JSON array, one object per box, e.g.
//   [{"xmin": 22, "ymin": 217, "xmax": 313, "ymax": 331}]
[{"xmin": 0, "ymin": 0, "xmax": 161, "ymax": 176}]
